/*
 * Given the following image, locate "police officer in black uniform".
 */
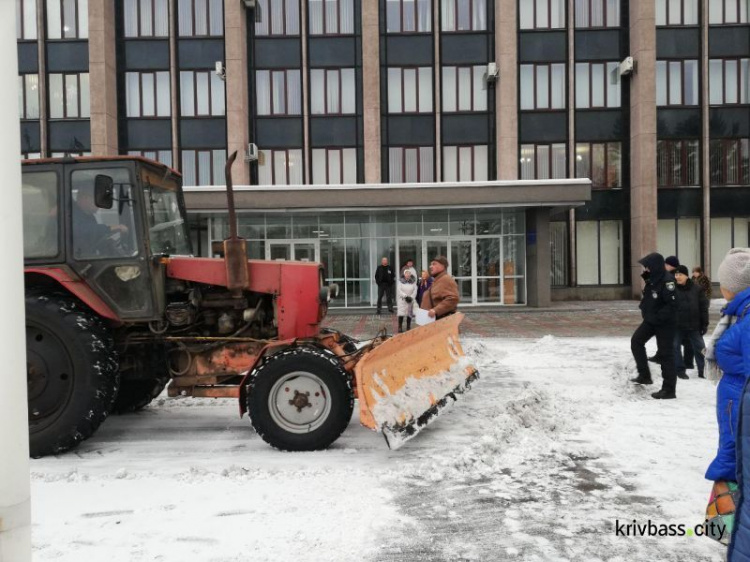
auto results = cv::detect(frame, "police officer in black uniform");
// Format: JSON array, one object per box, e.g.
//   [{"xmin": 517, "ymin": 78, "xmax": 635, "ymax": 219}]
[{"xmin": 630, "ymin": 252, "xmax": 679, "ymax": 399}]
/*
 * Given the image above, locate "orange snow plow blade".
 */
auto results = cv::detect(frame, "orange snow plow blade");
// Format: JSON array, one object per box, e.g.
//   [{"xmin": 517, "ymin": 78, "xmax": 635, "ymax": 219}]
[{"xmin": 354, "ymin": 313, "xmax": 479, "ymax": 450}]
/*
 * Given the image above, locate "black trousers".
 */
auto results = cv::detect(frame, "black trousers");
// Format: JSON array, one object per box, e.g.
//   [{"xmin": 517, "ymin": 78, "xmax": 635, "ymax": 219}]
[
  {"xmin": 631, "ymin": 321, "xmax": 677, "ymax": 393},
  {"xmin": 376, "ymin": 283, "xmax": 393, "ymax": 312}
]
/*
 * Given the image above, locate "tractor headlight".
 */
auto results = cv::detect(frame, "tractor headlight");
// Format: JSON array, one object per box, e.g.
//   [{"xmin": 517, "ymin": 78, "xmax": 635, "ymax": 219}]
[{"xmin": 115, "ymin": 265, "xmax": 142, "ymax": 282}]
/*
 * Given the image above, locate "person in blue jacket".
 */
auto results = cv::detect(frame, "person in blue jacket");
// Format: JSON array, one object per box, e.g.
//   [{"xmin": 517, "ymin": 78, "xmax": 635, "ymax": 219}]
[{"xmin": 702, "ymin": 249, "xmax": 750, "ymax": 556}]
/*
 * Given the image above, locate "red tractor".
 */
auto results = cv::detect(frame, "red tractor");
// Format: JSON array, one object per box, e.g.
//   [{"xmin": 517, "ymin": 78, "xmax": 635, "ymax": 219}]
[{"xmin": 22, "ymin": 153, "xmax": 477, "ymax": 457}]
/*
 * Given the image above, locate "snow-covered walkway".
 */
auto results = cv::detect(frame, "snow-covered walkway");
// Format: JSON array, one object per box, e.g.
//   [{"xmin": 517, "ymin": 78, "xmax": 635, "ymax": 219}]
[{"xmin": 31, "ymin": 337, "xmax": 726, "ymax": 561}]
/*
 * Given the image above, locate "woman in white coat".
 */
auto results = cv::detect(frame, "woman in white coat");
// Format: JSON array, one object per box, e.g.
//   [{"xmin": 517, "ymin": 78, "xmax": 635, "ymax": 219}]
[{"xmin": 397, "ymin": 269, "xmax": 417, "ymax": 332}]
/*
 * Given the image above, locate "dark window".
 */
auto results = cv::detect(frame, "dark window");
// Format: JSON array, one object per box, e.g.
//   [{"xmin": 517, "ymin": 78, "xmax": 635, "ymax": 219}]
[
  {"xmin": 656, "ymin": 60, "xmax": 699, "ymax": 106},
  {"xmin": 387, "ymin": 67, "xmax": 433, "ymax": 113},
  {"xmin": 49, "ymin": 73, "xmax": 90, "ymax": 119},
  {"xmin": 181, "ymin": 149, "xmax": 227, "ymax": 185},
  {"xmin": 46, "ymin": 0, "xmax": 88, "ymax": 39},
  {"xmin": 312, "ymin": 148, "xmax": 357, "ymax": 184},
  {"xmin": 309, "ymin": 0, "xmax": 355, "ymax": 35},
  {"xmin": 126, "ymin": 72, "xmax": 171, "ymax": 117},
  {"xmin": 575, "ymin": 62, "xmax": 621, "ymax": 108},
  {"xmin": 179, "ymin": 71, "xmax": 225, "ymax": 117},
  {"xmin": 657, "ymin": 139, "xmax": 700, "ymax": 187},
  {"xmin": 709, "ymin": 0, "xmax": 749, "ymax": 24},
  {"xmin": 520, "ymin": 64, "xmax": 566, "ymax": 110},
  {"xmin": 388, "ymin": 147, "xmax": 435, "ymax": 182},
  {"xmin": 575, "ymin": 142, "xmax": 621, "ymax": 188},
  {"xmin": 177, "ymin": 0, "xmax": 223, "ymax": 37},
  {"xmin": 16, "ymin": 0, "xmax": 37, "ymax": 39},
  {"xmin": 258, "ymin": 149, "xmax": 304, "ymax": 185},
  {"xmin": 520, "ymin": 143, "xmax": 567, "ymax": 179},
  {"xmin": 443, "ymin": 145, "xmax": 489, "ymax": 181},
  {"xmin": 519, "ymin": 0, "xmax": 566, "ymax": 29},
  {"xmin": 709, "ymin": 58, "xmax": 750, "ymax": 105},
  {"xmin": 255, "ymin": 0, "xmax": 300, "ymax": 36},
  {"xmin": 442, "ymin": 66, "xmax": 487, "ymax": 112},
  {"xmin": 655, "ymin": 0, "xmax": 698, "ymax": 25},
  {"xmin": 310, "ymin": 69, "xmax": 356, "ymax": 115},
  {"xmin": 124, "ymin": 0, "xmax": 169, "ymax": 37},
  {"xmin": 386, "ymin": 0, "xmax": 432, "ymax": 33},
  {"xmin": 127, "ymin": 150, "xmax": 174, "ymax": 168},
  {"xmin": 710, "ymin": 139, "xmax": 750, "ymax": 186},
  {"xmin": 574, "ymin": 0, "xmax": 619, "ymax": 27},
  {"xmin": 18, "ymin": 75, "xmax": 40, "ymax": 120},
  {"xmin": 441, "ymin": 0, "xmax": 488, "ymax": 31},
  {"xmin": 256, "ymin": 70, "xmax": 302, "ymax": 116}
]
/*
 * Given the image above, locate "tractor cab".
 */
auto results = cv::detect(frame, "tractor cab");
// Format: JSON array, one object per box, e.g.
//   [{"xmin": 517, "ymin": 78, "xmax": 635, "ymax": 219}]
[{"xmin": 22, "ymin": 156, "xmax": 191, "ymax": 322}]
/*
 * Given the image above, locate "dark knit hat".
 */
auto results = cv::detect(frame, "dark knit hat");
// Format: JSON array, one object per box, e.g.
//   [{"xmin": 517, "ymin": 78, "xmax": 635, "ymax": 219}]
[
  {"xmin": 675, "ymin": 265, "xmax": 689, "ymax": 276},
  {"xmin": 665, "ymin": 256, "xmax": 680, "ymax": 268},
  {"xmin": 432, "ymin": 255, "xmax": 449, "ymax": 269}
]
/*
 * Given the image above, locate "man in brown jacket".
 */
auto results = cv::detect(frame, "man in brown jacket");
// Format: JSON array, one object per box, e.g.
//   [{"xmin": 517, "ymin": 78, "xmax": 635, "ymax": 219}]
[{"xmin": 420, "ymin": 256, "xmax": 459, "ymax": 319}]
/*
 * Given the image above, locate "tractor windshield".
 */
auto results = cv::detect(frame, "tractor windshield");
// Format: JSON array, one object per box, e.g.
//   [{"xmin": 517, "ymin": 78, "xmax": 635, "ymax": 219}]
[{"xmin": 144, "ymin": 176, "xmax": 191, "ymax": 256}]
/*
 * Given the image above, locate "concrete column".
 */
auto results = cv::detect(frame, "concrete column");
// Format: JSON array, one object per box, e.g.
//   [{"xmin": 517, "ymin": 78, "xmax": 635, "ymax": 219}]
[
  {"xmin": 628, "ymin": 0, "xmax": 658, "ymax": 298},
  {"xmin": 496, "ymin": 0, "xmax": 518, "ymax": 180},
  {"xmin": 362, "ymin": 0, "xmax": 381, "ymax": 183},
  {"xmin": 700, "ymin": 0, "xmax": 711, "ymax": 275},
  {"xmin": 526, "ymin": 208, "xmax": 552, "ymax": 307},
  {"xmin": 88, "ymin": 0, "xmax": 118, "ymax": 155},
  {"xmin": 0, "ymin": 1, "xmax": 32, "ymax": 560},
  {"xmin": 225, "ymin": 0, "xmax": 250, "ymax": 184}
]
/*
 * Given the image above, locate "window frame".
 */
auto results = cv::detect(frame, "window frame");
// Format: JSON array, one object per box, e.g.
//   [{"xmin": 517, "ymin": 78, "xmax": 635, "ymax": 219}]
[
  {"xmin": 387, "ymin": 66, "xmax": 433, "ymax": 114},
  {"xmin": 442, "ymin": 65, "xmax": 488, "ymax": 112},
  {"xmin": 255, "ymin": 0, "xmax": 301, "ymax": 37},
  {"xmin": 442, "ymin": 145, "xmax": 489, "ymax": 182},
  {"xmin": 179, "ymin": 70, "xmax": 225, "ymax": 117},
  {"xmin": 519, "ymin": 143, "xmax": 567, "ymax": 179},
  {"xmin": 709, "ymin": 0, "xmax": 750, "ymax": 24},
  {"xmin": 388, "ymin": 146, "xmax": 435, "ymax": 183},
  {"xmin": 441, "ymin": 0, "xmax": 488, "ymax": 32},
  {"xmin": 177, "ymin": 0, "xmax": 224, "ymax": 37},
  {"xmin": 258, "ymin": 148, "xmax": 305, "ymax": 185},
  {"xmin": 656, "ymin": 138, "xmax": 701, "ymax": 187},
  {"xmin": 574, "ymin": 0, "xmax": 620, "ymax": 28},
  {"xmin": 710, "ymin": 138, "xmax": 750, "ymax": 186},
  {"xmin": 48, "ymin": 72, "xmax": 90, "ymax": 119},
  {"xmin": 575, "ymin": 61, "xmax": 621, "ymax": 109},
  {"xmin": 311, "ymin": 147, "xmax": 358, "ymax": 184},
  {"xmin": 519, "ymin": 0, "xmax": 566, "ymax": 30},
  {"xmin": 123, "ymin": 0, "xmax": 170, "ymax": 38},
  {"xmin": 656, "ymin": 59, "xmax": 700, "ymax": 107},
  {"xmin": 575, "ymin": 219, "xmax": 624, "ymax": 286},
  {"xmin": 708, "ymin": 58, "xmax": 750, "ymax": 105},
  {"xmin": 126, "ymin": 71, "xmax": 172, "ymax": 118},
  {"xmin": 386, "ymin": 0, "xmax": 433, "ymax": 34},
  {"xmin": 575, "ymin": 141, "xmax": 622, "ymax": 188},
  {"xmin": 127, "ymin": 149, "xmax": 174, "ymax": 168},
  {"xmin": 46, "ymin": 0, "xmax": 88, "ymax": 39},
  {"xmin": 655, "ymin": 0, "xmax": 699, "ymax": 26},
  {"xmin": 308, "ymin": 0, "xmax": 355, "ymax": 36},
  {"xmin": 255, "ymin": 69, "xmax": 302, "ymax": 116},
  {"xmin": 310, "ymin": 68, "xmax": 356, "ymax": 116},
  {"xmin": 520, "ymin": 63, "xmax": 567, "ymax": 110},
  {"xmin": 17, "ymin": 0, "xmax": 37, "ymax": 40},
  {"xmin": 18, "ymin": 74, "xmax": 40, "ymax": 120},
  {"xmin": 180, "ymin": 149, "xmax": 227, "ymax": 186}
]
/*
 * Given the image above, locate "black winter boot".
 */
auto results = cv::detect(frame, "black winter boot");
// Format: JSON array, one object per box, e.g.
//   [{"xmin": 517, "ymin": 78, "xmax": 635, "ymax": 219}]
[
  {"xmin": 648, "ymin": 355, "xmax": 661, "ymax": 364},
  {"xmin": 398, "ymin": 316, "xmax": 404, "ymax": 333},
  {"xmin": 676, "ymin": 372, "xmax": 689, "ymax": 380},
  {"xmin": 630, "ymin": 376, "xmax": 654, "ymax": 384},
  {"xmin": 406, "ymin": 317, "xmax": 412, "ymax": 331},
  {"xmin": 651, "ymin": 389, "xmax": 676, "ymax": 399}
]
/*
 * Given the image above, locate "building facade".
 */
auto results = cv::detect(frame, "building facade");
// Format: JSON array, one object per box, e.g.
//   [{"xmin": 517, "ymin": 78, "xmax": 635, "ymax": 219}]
[{"xmin": 16, "ymin": 0, "xmax": 750, "ymax": 306}]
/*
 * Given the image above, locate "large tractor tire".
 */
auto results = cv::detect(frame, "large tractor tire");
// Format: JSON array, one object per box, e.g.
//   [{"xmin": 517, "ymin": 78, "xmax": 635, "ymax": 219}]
[
  {"xmin": 247, "ymin": 347, "xmax": 354, "ymax": 451},
  {"xmin": 25, "ymin": 293, "xmax": 119, "ymax": 457},
  {"xmin": 112, "ymin": 375, "xmax": 168, "ymax": 414}
]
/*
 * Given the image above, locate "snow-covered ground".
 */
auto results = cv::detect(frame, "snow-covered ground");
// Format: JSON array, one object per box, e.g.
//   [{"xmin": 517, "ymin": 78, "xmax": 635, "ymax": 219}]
[{"xmin": 31, "ymin": 337, "xmax": 726, "ymax": 561}]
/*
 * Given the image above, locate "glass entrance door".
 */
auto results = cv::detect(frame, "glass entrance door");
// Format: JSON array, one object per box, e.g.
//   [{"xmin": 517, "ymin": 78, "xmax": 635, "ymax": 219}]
[
  {"xmin": 450, "ymin": 238, "xmax": 475, "ymax": 304},
  {"xmin": 267, "ymin": 240, "xmax": 320, "ymax": 262}
]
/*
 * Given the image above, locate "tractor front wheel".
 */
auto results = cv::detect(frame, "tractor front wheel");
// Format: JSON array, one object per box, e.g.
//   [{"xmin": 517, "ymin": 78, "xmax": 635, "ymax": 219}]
[
  {"xmin": 25, "ymin": 293, "xmax": 119, "ymax": 457},
  {"xmin": 247, "ymin": 347, "xmax": 354, "ymax": 451}
]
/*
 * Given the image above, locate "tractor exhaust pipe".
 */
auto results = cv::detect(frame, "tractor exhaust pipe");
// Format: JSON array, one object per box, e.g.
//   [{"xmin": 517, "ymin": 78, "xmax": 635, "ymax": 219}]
[{"xmin": 223, "ymin": 151, "xmax": 249, "ymax": 296}]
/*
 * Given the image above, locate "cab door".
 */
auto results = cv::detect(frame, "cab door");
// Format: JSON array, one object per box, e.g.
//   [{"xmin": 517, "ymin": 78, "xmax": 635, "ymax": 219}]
[{"xmin": 65, "ymin": 162, "xmax": 159, "ymax": 321}]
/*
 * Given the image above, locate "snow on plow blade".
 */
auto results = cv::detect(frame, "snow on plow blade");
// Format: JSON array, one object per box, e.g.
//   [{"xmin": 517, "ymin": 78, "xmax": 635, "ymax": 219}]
[{"xmin": 354, "ymin": 313, "xmax": 478, "ymax": 450}]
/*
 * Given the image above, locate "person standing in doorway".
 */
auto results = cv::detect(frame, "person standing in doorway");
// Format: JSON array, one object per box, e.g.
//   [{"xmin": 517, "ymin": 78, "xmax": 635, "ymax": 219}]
[
  {"xmin": 400, "ymin": 259, "xmax": 418, "ymax": 280},
  {"xmin": 673, "ymin": 265, "xmax": 709, "ymax": 379},
  {"xmin": 693, "ymin": 266, "xmax": 713, "ymax": 300},
  {"xmin": 416, "ymin": 269, "xmax": 433, "ymax": 307},
  {"xmin": 397, "ymin": 269, "xmax": 417, "ymax": 332},
  {"xmin": 420, "ymin": 256, "xmax": 459, "ymax": 320},
  {"xmin": 630, "ymin": 252, "xmax": 679, "ymax": 399},
  {"xmin": 375, "ymin": 257, "xmax": 395, "ymax": 314}
]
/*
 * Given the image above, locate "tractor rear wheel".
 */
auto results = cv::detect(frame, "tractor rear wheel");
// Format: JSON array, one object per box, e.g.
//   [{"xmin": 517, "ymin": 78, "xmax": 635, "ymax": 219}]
[
  {"xmin": 247, "ymin": 347, "xmax": 354, "ymax": 451},
  {"xmin": 25, "ymin": 293, "xmax": 119, "ymax": 457}
]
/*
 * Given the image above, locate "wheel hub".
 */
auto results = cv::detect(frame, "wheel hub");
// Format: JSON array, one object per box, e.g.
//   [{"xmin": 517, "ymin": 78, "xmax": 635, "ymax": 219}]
[
  {"xmin": 289, "ymin": 390, "xmax": 312, "ymax": 412},
  {"xmin": 268, "ymin": 372, "xmax": 332, "ymax": 434},
  {"xmin": 26, "ymin": 324, "xmax": 74, "ymax": 426}
]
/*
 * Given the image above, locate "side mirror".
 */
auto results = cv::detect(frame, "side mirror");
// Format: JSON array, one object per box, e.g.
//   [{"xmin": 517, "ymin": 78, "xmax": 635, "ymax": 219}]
[{"xmin": 94, "ymin": 175, "xmax": 114, "ymax": 209}]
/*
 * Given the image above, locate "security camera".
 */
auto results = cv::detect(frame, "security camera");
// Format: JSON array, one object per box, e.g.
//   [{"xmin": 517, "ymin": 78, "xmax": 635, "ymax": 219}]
[{"xmin": 215, "ymin": 61, "xmax": 226, "ymax": 81}]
